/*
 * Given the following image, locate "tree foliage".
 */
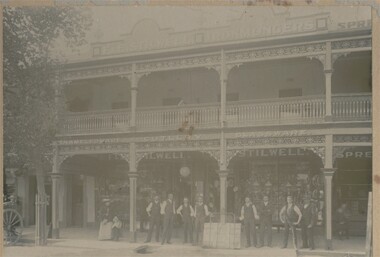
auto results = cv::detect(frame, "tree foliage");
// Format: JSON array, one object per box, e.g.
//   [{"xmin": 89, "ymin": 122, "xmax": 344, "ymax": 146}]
[{"xmin": 3, "ymin": 6, "xmax": 92, "ymax": 192}]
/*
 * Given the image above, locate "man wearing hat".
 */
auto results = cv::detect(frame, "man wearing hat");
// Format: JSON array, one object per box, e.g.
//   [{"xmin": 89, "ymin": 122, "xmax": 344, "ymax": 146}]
[
  {"xmin": 239, "ymin": 196, "xmax": 260, "ymax": 248},
  {"xmin": 177, "ymin": 197, "xmax": 195, "ymax": 244},
  {"xmin": 160, "ymin": 193, "xmax": 176, "ymax": 245},
  {"xmin": 301, "ymin": 195, "xmax": 316, "ymax": 250},
  {"xmin": 280, "ymin": 195, "xmax": 302, "ymax": 249},
  {"xmin": 145, "ymin": 195, "xmax": 162, "ymax": 243},
  {"xmin": 193, "ymin": 196, "xmax": 209, "ymax": 246},
  {"xmin": 258, "ymin": 195, "xmax": 273, "ymax": 247}
]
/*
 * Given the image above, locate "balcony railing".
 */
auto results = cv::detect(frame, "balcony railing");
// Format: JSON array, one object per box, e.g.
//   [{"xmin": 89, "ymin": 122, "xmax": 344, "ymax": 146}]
[
  {"xmin": 59, "ymin": 93, "xmax": 371, "ymax": 135},
  {"xmin": 332, "ymin": 93, "xmax": 372, "ymax": 121}
]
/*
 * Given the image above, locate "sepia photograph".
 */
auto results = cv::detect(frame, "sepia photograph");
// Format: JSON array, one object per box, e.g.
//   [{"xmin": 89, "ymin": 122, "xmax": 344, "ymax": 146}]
[{"xmin": 2, "ymin": 2, "xmax": 377, "ymax": 257}]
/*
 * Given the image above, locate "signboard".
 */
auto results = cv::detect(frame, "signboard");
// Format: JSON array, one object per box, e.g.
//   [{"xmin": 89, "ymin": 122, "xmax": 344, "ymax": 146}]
[
  {"xmin": 91, "ymin": 10, "xmax": 371, "ymax": 57},
  {"xmin": 236, "ymin": 148, "xmax": 309, "ymax": 158},
  {"xmin": 336, "ymin": 150, "xmax": 372, "ymax": 159}
]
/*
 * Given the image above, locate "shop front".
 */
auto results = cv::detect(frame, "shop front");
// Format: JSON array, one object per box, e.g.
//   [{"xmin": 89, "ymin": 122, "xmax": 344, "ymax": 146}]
[
  {"xmin": 229, "ymin": 147, "xmax": 325, "ymax": 227},
  {"xmin": 333, "ymin": 147, "xmax": 372, "ymax": 236},
  {"xmin": 137, "ymin": 151, "xmax": 219, "ymax": 207}
]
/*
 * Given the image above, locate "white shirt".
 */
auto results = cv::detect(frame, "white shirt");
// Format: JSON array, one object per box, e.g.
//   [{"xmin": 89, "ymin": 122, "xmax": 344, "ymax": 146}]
[
  {"xmin": 240, "ymin": 203, "xmax": 259, "ymax": 220},
  {"xmin": 194, "ymin": 203, "xmax": 210, "ymax": 217},
  {"xmin": 160, "ymin": 199, "xmax": 176, "ymax": 215},
  {"xmin": 176, "ymin": 204, "xmax": 195, "ymax": 217},
  {"xmin": 146, "ymin": 201, "xmax": 161, "ymax": 215},
  {"xmin": 279, "ymin": 204, "xmax": 302, "ymax": 224}
]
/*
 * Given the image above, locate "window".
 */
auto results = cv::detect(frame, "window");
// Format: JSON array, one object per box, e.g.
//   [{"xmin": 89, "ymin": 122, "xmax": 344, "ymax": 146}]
[
  {"xmin": 217, "ymin": 93, "xmax": 239, "ymax": 102},
  {"xmin": 279, "ymin": 88, "xmax": 302, "ymax": 98},
  {"xmin": 112, "ymin": 101, "xmax": 129, "ymax": 109},
  {"xmin": 162, "ymin": 97, "xmax": 182, "ymax": 106}
]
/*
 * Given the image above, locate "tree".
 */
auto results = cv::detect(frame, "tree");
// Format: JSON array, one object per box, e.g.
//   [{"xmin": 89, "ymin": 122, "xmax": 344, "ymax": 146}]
[{"xmin": 3, "ymin": 6, "xmax": 92, "ymax": 243}]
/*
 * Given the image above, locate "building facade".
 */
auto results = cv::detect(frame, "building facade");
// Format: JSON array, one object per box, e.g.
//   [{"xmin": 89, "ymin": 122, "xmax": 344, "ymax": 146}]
[{"xmin": 14, "ymin": 8, "xmax": 372, "ymax": 250}]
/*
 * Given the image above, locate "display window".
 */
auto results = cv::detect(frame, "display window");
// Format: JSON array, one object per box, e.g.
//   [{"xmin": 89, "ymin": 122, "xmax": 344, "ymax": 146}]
[{"xmin": 230, "ymin": 148, "xmax": 324, "ymax": 226}]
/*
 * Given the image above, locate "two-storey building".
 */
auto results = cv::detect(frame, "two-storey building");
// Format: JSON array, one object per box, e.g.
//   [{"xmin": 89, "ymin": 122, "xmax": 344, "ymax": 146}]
[{"xmin": 15, "ymin": 7, "xmax": 372, "ymax": 249}]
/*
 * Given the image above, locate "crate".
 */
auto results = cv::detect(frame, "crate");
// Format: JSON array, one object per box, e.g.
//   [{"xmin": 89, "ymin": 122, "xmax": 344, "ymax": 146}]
[{"xmin": 203, "ymin": 222, "xmax": 241, "ymax": 249}]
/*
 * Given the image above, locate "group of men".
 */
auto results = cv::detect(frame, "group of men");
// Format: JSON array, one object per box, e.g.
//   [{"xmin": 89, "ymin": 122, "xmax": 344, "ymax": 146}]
[
  {"xmin": 233, "ymin": 194, "xmax": 316, "ymax": 250},
  {"xmin": 143, "ymin": 193, "xmax": 316, "ymax": 250},
  {"xmin": 145, "ymin": 193, "xmax": 209, "ymax": 245}
]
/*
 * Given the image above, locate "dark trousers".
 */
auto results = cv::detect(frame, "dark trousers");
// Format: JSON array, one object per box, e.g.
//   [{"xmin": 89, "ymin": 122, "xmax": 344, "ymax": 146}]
[
  {"xmin": 183, "ymin": 217, "xmax": 193, "ymax": 243},
  {"xmin": 260, "ymin": 219, "xmax": 272, "ymax": 246},
  {"xmin": 194, "ymin": 217, "xmax": 205, "ymax": 244},
  {"xmin": 283, "ymin": 223, "xmax": 297, "ymax": 248},
  {"xmin": 112, "ymin": 227, "xmax": 120, "ymax": 241},
  {"xmin": 244, "ymin": 219, "xmax": 257, "ymax": 247},
  {"xmin": 301, "ymin": 224, "xmax": 314, "ymax": 249},
  {"xmin": 161, "ymin": 216, "xmax": 173, "ymax": 244},
  {"xmin": 146, "ymin": 217, "xmax": 160, "ymax": 242}
]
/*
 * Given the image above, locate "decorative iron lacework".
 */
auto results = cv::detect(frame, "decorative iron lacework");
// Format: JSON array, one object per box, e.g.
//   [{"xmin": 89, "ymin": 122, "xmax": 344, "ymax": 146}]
[
  {"xmin": 137, "ymin": 139, "xmax": 219, "ymax": 150},
  {"xmin": 226, "ymin": 43, "xmax": 326, "ymax": 62},
  {"xmin": 331, "ymin": 38, "xmax": 371, "ymax": 50},
  {"xmin": 333, "ymin": 134, "xmax": 372, "ymax": 143},
  {"xmin": 227, "ymin": 136, "xmax": 325, "ymax": 147}
]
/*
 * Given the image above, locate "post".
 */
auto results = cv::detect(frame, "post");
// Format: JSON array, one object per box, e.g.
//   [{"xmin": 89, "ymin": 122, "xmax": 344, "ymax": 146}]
[
  {"xmin": 365, "ymin": 192, "xmax": 372, "ymax": 257},
  {"xmin": 220, "ymin": 49, "xmax": 227, "ymax": 128},
  {"xmin": 129, "ymin": 142, "xmax": 138, "ymax": 242},
  {"xmin": 51, "ymin": 173, "xmax": 62, "ymax": 239},
  {"xmin": 130, "ymin": 63, "xmax": 138, "ymax": 130},
  {"xmin": 325, "ymin": 41, "xmax": 333, "ymax": 121},
  {"xmin": 218, "ymin": 170, "xmax": 229, "ymax": 223},
  {"xmin": 218, "ymin": 49, "xmax": 229, "ymax": 223},
  {"xmin": 322, "ymin": 134, "xmax": 335, "ymax": 250}
]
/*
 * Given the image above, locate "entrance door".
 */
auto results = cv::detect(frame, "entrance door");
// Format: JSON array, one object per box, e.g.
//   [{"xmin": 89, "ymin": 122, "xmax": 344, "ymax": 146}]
[{"xmin": 72, "ymin": 181, "xmax": 83, "ymax": 227}]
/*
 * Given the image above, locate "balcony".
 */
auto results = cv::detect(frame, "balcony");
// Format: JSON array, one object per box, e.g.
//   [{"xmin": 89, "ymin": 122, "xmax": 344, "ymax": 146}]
[{"xmin": 59, "ymin": 93, "xmax": 371, "ymax": 136}]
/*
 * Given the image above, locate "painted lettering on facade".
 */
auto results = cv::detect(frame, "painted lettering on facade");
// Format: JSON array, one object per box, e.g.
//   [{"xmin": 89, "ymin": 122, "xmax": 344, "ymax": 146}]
[
  {"xmin": 335, "ymin": 151, "xmax": 372, "ymax": 159},
  {"xmin": 236, "ymin": 148, "xmax": 308, "ymax": 158}
]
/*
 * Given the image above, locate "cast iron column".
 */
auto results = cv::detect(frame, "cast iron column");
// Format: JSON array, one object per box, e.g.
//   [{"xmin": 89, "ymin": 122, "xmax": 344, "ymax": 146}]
[
  {"xmin": 322, "ymin": 134, "xmax": 336, "ymax": 250},
  {"xmin": 325, "ymin": 41, "xmax": 333, "ymax": 121},
  {"xmin": 130, "ymin": 63, "xmax": 138, "ymax": 130},
  {"xmin": 51, "ymin": 173, "xmax": 62, "ymax": 239},
  {"xmin": 129, "ymin": 141, "xmax": 138, "ymax": 242}
]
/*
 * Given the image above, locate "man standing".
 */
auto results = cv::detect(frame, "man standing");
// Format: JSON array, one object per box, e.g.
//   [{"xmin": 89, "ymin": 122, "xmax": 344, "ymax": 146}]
[
  {"xmin": 336, "ymin": 203, "xmax": 350, "ymax": 240},
  {"xmin": 280, "ymin": 195, "xmax": 302, "ymax": 249},
  {"xmin": 161, "ymin": 193, "xmax": 175, "ymax": 245},
  {"xmin": 145, "ymin": 195, "xmax": 161, "ymax": 243},
  {"xmin": 193, "ymin": 196, "xmax": 209, "ymax": 246},
  {"xmin": 259, "ymin": 195, "xmax": 273, "ymax": 247},
  {"xmin": 301, "ymin": 195, "xmax": 316, "ymax": 250},
  {"xmin": 239, "ymin": 197, "xmax": 260, "ymax": 248},
  {"xmin": 177, "ymin": 197, "xmax": 195, "ymax": 244}
]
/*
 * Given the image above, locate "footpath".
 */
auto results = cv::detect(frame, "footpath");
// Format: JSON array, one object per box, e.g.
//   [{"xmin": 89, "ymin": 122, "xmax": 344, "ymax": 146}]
[{"xmin": 3, "ymin": 227, "xmax": 366, "ymax": 257}]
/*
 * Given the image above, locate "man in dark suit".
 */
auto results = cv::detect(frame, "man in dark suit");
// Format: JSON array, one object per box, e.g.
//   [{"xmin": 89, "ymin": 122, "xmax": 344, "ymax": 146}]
[
  {"xmin": 259, "ymin": 195, "xmax": 273, "ymax": 247},
  {"xmin": 239, "ymin": 196, "xmax": 260, "ymax": 248},
  {"xmin": 161, "ymin": 193, "xmax": 175, "ymax": 245},
  {"xmin": 145, "ymin": 195, "xmax": 162, "ymax": 243},
  {"xmin": 177, "ymin": 197, "xmax": 195, "ymax": 244},
  {"xmin": 301, "ymin": 195, "xmax": 316, "ymax": 250}
]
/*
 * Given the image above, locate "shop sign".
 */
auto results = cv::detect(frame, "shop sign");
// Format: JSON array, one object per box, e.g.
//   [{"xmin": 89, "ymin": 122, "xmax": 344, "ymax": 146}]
[
  {"xmin": 236, "ymin": 148, "xmax": 308, "ymax": 158},
  {"xmin": 145, "ymin": 151, "xmax": 189, "ymax": 160},
  {"xmin": 336, "ymin": 150, "xmax": 372, "ymax": 159}
]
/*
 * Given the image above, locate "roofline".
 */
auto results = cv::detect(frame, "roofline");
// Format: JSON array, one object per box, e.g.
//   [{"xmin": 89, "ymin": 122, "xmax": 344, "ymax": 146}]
[{"xmin": 62, "ymin": 28, "xmax": 371, "ymax": 70}]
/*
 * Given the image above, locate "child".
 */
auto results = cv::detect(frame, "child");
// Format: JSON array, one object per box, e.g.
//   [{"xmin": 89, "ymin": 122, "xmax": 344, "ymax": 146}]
[{"xmin": 112, "ymin": 216, "xmax": 122, "ymax": 241}]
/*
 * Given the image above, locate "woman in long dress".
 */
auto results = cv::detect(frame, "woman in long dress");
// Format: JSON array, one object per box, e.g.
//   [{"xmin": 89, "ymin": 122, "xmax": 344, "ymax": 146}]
[{"xmin": 98, "ymin": 200, "xmax": 113, "ymax": 240}]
